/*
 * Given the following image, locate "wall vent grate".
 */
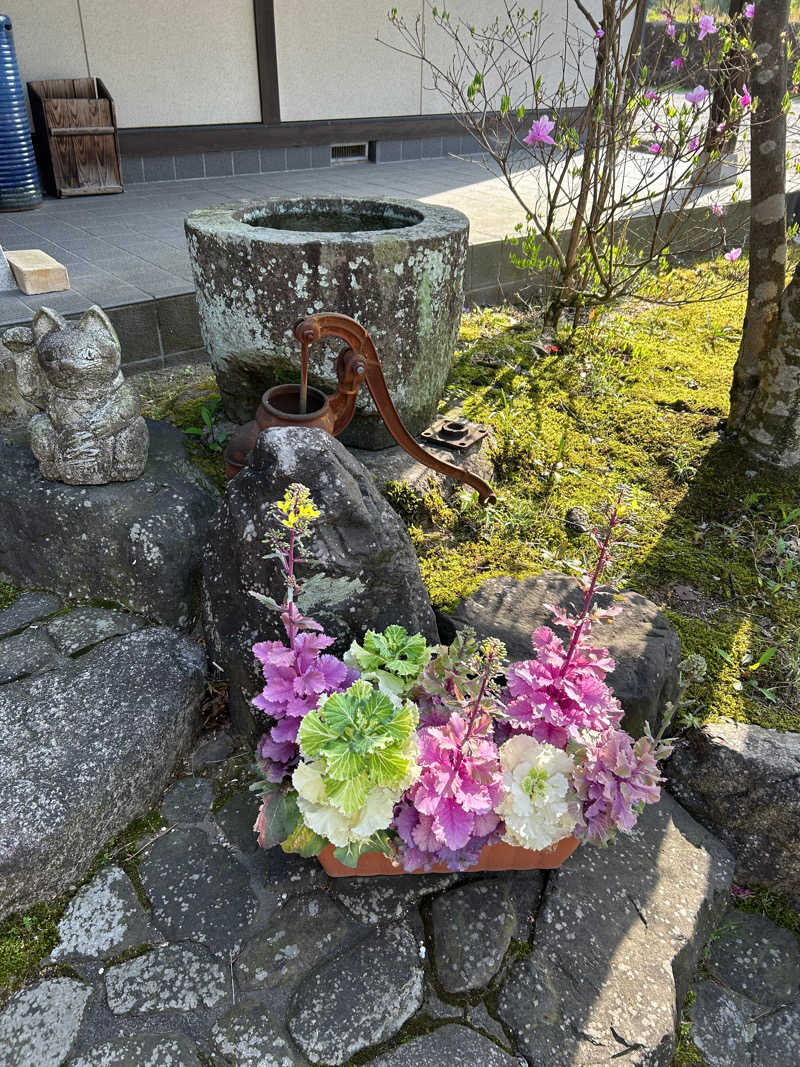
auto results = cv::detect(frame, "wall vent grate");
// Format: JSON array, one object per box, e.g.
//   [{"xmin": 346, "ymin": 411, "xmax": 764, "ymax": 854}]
[{"xmin": 331, "ymin": 142, "xmax": 368, "ymax": 163}]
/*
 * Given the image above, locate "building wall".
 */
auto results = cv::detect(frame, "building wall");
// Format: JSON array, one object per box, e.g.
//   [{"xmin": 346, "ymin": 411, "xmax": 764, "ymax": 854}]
[{"xmin": 7, "ymin": 0, "xmax": 261, "ymax": 127}]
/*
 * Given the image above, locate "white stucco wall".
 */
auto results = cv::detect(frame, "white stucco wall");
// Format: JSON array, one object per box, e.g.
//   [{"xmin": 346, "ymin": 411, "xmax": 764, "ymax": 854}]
[
  {"xmin": 273, "ymin": 0, "xmax": 422, "ymax": 122},
  {"xmin": 7, "ymin": 0, "xmax": 261, "ymax": 127}
]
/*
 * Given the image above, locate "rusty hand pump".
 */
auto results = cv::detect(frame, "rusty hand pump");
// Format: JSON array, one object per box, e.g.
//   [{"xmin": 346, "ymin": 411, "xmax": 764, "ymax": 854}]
[{"xmin": 224, "ymin": 311, "xmax": 496, "ymax": 504}]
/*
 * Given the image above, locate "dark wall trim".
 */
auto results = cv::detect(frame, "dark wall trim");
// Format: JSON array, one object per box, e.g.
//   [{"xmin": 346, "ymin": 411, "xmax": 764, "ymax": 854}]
[
  {"xmin": 253, "ymin": 0, "xmax": 280, "ymax": 124},
  {"xmin": 118, "ymin": 113, "xmax": 471, "ymax": 156}
]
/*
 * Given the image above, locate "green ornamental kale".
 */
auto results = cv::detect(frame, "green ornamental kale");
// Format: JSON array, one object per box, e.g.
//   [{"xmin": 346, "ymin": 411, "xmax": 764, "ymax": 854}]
[{"xmin": 344, "ymin": 625, "xmax": 433, "ymax": 699}]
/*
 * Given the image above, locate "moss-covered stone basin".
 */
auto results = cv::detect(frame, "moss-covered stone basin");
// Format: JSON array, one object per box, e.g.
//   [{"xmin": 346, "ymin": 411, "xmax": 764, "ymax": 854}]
[{"xmin": 185, "ymin": 196, "xmax": 469, "ymax": 449}]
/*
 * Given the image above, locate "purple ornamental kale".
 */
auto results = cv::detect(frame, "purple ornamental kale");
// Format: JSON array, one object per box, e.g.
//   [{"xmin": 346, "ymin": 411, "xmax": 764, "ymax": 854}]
[
  {"xmin": 503, "ymin": 625, "xmax": 623, "ymax": 749},
  {"xmin": 572, "ymin": 730, "xmax": 663, "ymax": 842},
  {"xmin": 253, "ymin": 628, "xmax": 357, "ymax": 782},
  {"xmin": 394, "ymin": 710, "xmax": 505, "ymax": 871}
]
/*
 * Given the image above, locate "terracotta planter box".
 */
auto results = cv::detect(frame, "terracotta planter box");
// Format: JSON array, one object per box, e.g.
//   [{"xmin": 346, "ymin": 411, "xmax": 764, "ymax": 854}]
[{"xmin": 318, "ymin": 835, "xmax": 579, "ymax": 878}]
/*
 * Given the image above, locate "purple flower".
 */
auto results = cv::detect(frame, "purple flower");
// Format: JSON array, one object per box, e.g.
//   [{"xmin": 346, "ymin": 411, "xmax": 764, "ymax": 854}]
[
  {"xmin": 731, "ymin": 884, "xmax": 753, "ymax": 899},
  {"xmin": 667, "ymin": 21, "xmax": 676, "ymax": 37},
  {"xmin": 595, "ymin": 28, "xmax": 604, "ymax": 39},
  {"xmin": 698, "ymin": 14, "xmax": 717, "ymax": 41},
  {"xmin": 523, "ymin": 115, "xmax": 556, "ymax": 146},
  {"xmin": 685, "ymin": 84, "xmax": 709, "ymax": 107},
  {"xmin": 649, "ymin": 142, "xmax": 663, "ymax": 154},
  {"xmin": 573, "ymin": 731, "xmax": 663, "ymax": 842},
  {"xmin": 645, "ymin": 89, "xmax": 661, "ymax": 103},
  {"xmin": 745, "ymin": 3, "xmax": 755, "ymax": 18},
  {"xmin": 739, "ymin": 84, "xmax": 752, "ymax": 109},
  {"xmin": 711, "ymin": 201, "xmax": 724, "ymax": 217},
  {"xmin": 671, "ymin": 56, "xmax": 685, "ymax": 69},
  {"xmin": 725, "ymin": 247, "xmax": 742, "ymax": 262},
  {"xmin": 253, "ymin": 631, "xmax": 358, "ymax": 781},
  {"xmin": 688, "ymin": 136, "xmax": 701, "ymax": 152}
]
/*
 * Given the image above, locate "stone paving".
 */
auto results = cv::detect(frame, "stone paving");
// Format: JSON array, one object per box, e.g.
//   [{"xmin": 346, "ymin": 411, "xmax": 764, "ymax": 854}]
[{"xmin": 0, "ymin": 758, "xmax": 739, "ymax": 1067}]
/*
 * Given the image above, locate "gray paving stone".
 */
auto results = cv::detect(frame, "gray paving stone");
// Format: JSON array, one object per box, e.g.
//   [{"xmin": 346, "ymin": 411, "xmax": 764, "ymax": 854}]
[
  {"xmin": 691, "ymin": 980, "xmax": 757, "ymax": 1067},
  {"xmin": 260, "ymin": 847, "xmax": 330, "ymax": 896},
  {"xmin": 750, "ymin": 999, "xmax": 800, "ymax": 1066},
  {"xmin": 47, "ymin": 608, "xmax": 146, "ymax": 656},
  {"xmin": 466, "ymin": 1002, "xmax": 513, "ymax": 1048},
  {"xmin": 431, "ymin": 880, "xmax": 519, "ymax": 993},
  {"xmin": 331, "ymin": 874, "xmax": 456, "ymax": 926},
  {"xmin": 104, "ymin": 943, "xmax": 227, "ymax": 1014},
  {"xmin": 237, "ymin": 891, "xmax": 362, "ymax": 990},
  {"xmin": 69, "ymin": 1033, "xmax": 204, "ymax": 1067},
  {"xmin": 0, "ymin": 625, "xmax": 68, "ymax": 682},
  {"xmin": 160, "ymin": 777, "xmax": 214, "ymax": 824},
  {"xmin": 369, "ymin": 1024, "xmax": 519, "ymax": 1067},
  {"xmin": 705, "ymin": 911, "xmax": 800, "ymax": 1008},
  {"xmin": 289, "ymin": 923, "xmax": 424, "ymax": 1065},
  {"xmin": 496, "ymin": 795, "xmax": 734, "ymax": 1067},
  {"xmin": 139, "ymin": 827, "xmax": 259, "ymax": 954},
  {"xmin": 0, "ymin": 592, "xmax": 61, "ymax": 637},
  {"xmin": 0, "ymin": 978, "xmax": 92, "ymax": 1067},
  {"xmin": 214, "ymin": 787, "xmax": 261, "ymax": 853},
  {"xmin": 50, "ymin": 866, "xmax": 156, "ymax": 962},
  {"xmin": 189, "ymin": 730, "xmax": 235, "ymax": 771},
  {"xmin": 211, "ymin": 1001, "xmax": 307, "ymax": 1067}
]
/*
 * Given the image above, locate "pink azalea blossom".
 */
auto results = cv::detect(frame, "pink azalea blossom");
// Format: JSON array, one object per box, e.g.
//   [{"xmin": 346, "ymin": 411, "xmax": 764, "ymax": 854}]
[
  {"xmin": 711, "ymin": 202, "xmax": 724, "ymax": 217},
  {"xmin": 671, "ymin": 56, "xmax": 685, "ymax": 69},
  {"xmin": 649, "ymin": 142, "xmax": 663, "ymax": 154},
  {"xmin": 739, "ymin": 84, "xmax": 752, "ymax": 109},
  {"xmin": 523, "ymin": 115, "xmax": 556, "ymax": 146},
  {"xmin": 685, "ymin": 84, "xmax": 709, "ymax": 107},
  {"xmin": 595, "ymin": 28, "xmax": 604, "ymax": 39},
  {"xmin": 698, "ymin": 14, "xmax": 717, "ymax": 40},
  {"xmin": 688, "ymin": 136, "xmax": 701, "ymax": 152},
  {"xmin": 645, "ymin": 89, "xmax": 661, "ymax": 103},
  {"xmin": 725, "ymin": 247, "xmax": 742, "ymax": 262},
  {"xmin": 667, "ymin": 21, "xmax": 676, "ymax": 38},
  {"xmin": 745, "ymin": 3, "xmax": 755, "ymax": 18}
]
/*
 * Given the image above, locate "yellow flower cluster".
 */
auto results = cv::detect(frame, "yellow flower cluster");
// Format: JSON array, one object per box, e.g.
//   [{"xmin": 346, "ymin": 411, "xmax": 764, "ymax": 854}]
[{"xmin": 275, "ymin": 485, "xmax": 321, "ymax": 530}]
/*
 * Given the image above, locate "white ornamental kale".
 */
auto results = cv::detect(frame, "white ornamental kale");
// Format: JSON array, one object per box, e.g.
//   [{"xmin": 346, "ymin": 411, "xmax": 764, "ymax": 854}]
[{"xmin": 496, "ymin": 735, "xmax": 580, "ymax": 852}]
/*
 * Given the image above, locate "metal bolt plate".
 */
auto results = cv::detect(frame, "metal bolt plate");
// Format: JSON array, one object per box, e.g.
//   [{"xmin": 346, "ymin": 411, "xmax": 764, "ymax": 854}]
[{"xmin": 420, "ymin": 416, "xmax": 488, "ymax": 451}]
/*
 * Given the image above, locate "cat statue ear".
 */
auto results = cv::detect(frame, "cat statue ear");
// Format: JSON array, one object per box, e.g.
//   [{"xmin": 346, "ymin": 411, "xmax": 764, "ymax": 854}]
[
  {"xmin": 79, "ymin": 306, "xmax": 119, "ymax": 348},
  {"xmin": 31, "ymin": 306, "xmax": 66, "ymax": 347}
]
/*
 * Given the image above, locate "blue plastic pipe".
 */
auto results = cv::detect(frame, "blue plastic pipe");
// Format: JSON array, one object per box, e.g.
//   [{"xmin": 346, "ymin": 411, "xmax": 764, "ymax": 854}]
[{"xmin": 0, "ymin": 13, "xmax": 42, "ymax": 210}]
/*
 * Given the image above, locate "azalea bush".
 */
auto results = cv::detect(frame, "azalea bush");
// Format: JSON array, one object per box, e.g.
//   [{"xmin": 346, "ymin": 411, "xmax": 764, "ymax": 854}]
[
  {"xmin": 385, "ymin": 2, "xmax": 761, "ymax": 322},
  {"xmin": 252, "ymin": 485, "xmax": 674, "ymax": 870}
]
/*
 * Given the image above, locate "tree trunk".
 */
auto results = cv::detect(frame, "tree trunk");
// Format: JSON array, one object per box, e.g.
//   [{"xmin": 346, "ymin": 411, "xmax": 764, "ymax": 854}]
[
  {"xmin": 736, "ymin": 262, "xmax": 800, "ymax": 467},
  {"xmin": 728, "ymin": 0, "xmax": 789, "ymax": 431}
]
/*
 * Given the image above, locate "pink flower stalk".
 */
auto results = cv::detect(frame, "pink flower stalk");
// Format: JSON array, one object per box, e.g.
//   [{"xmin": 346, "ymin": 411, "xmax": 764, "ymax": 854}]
[
  {"xmin": 523, "ymin": 115, "xmax": 556, "ymax": 146},
  {"xmin": 573, "ymin": 731, "xmax": 663, "ymax": 841},
  {"xmin": 685, "ymin": 85, "xmax": 709, "ymax": 107},
  {"xmin": 711, "ymin": 202, "xmax": 724, "ymax": 217},
  {"xmin": 649, "ymin": 143, "xmax": 663, "ymax": 154},
  {"xmin": 725, "ymin": 247, "xmax": 742, "ymax": 262},
  {"xmin": 745, "ymin": 3, "xmax": 755, "ymax": 18},
  {"xmin": 671, "ymin": 57, "xmax": 685, "ymax": 69},
  {"xmin": 739, "ymin": 84, "xmax": 752, "ymax": 109},
  {"xmin": 698, "ymin": 14, "xmax": 717, "ymax": 40}
]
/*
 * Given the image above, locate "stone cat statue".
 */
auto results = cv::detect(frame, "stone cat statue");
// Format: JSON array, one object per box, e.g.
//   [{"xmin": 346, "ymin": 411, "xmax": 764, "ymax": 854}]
[{"xmin": 2, "ymin": 305, "xmax": 148, "ymax": 485}]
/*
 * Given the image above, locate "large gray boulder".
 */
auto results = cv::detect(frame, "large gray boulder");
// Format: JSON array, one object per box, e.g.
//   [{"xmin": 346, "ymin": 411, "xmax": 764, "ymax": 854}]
[
  {"xmin": 186, "ymin": 196, "xmax": 469, "ymax": 448},
  {"xmin": 203, "ymin": 425, "xmax": 438, "ymax": 735},
  {"xmin": 667, "ymin": 719, "xmax": 800, "ymax": 902},
  {"xmin": 496, "ymin": 794, "xmax": 734, "ymax": 1066},
  {"xmin": 0, "ymin": 627, "xmax": 205, "ymax": 920},
  {"xmin": 0, "ymin": 419, "xmax": 219, "ymax": 629},
  {"xmin": 442, "ymin": 572, "xmax": 682, "ymax": 737}
]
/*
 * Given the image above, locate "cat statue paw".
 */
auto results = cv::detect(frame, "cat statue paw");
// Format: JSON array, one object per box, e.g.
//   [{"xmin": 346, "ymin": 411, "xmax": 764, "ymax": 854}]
[{"xmin": 3, "ymin": 305, "xmax": 148, "ymax": 484}]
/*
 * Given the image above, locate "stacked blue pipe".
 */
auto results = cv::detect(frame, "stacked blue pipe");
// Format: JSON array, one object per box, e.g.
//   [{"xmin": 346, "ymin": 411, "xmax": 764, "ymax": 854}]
[{"xmin": 0, "ymin": 13, "xmax": 41, "ymax": 211}]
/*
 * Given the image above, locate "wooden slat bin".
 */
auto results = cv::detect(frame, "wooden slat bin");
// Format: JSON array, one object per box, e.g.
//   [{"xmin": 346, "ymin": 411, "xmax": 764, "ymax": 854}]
[{"xmin": 28, "ymin": 78, "xmax": 123, "ymax": 197}]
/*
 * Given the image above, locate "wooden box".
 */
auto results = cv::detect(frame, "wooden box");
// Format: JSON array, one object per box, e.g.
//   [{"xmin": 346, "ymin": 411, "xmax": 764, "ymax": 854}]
[{"xmin": 28, "ymin": 78, "xmax": 123, "ymax": 197}]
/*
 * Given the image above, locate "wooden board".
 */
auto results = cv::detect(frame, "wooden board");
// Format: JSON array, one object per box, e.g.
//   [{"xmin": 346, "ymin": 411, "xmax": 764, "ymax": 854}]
[{"xmin": 5, "ymin": 250, "xmax": 70, "ymax": 296}]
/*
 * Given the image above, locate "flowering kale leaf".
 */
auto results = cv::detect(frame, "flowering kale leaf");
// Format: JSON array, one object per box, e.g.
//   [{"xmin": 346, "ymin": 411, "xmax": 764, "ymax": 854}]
[{"xmin": 345, "ymin": 625, "xmax": 433, "ymax": 699}]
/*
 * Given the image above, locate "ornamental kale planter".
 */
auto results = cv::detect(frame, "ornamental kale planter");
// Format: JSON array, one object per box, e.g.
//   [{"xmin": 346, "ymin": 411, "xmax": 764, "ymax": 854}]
[{"xmin": 185, "ymin": 196, "xmax": 469, "ymax": 449}]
